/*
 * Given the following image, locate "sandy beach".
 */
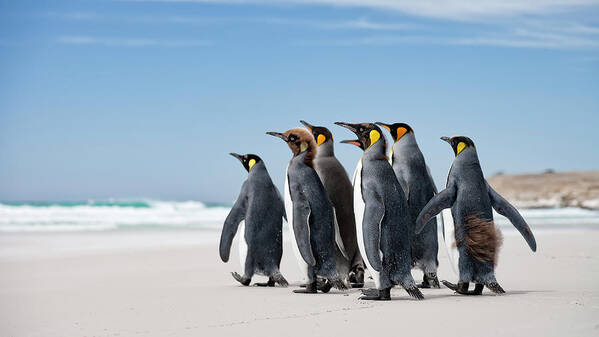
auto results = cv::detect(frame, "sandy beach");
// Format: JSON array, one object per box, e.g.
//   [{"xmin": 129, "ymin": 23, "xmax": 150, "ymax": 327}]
[{"xmin": 1, "ymin": 228, "xmax": 597, "ymax": 337}]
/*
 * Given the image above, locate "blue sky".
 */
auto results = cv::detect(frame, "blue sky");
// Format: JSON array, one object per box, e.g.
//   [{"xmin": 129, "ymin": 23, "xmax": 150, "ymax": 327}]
[{"xmin": 1, "ymin": 0, "xmax": 598, "ymax": 203}]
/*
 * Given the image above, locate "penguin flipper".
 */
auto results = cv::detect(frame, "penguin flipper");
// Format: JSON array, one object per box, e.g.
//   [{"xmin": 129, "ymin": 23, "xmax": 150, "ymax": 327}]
[
  {"xmin": 415, "ymin": 184, "xmax": 456, "ymax": 234},
  {"xmin": 291, "ymin": 188, "xmax": 317, "ymax": 266},
  {"xmin": 361, "ymin": 187, "xmax": 384, "ymax": 272},
  {"xmin": 486, "ymin": 182, "xmax": 537, "ymax": 252},
  {"xmin": 219, "ymin": 183, "xmax": 248, "ymax": 262}
]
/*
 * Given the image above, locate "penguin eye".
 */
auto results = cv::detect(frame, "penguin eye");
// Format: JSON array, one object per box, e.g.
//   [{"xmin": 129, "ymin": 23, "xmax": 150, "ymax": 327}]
[{"xmin": 358, "ymin": 127, "xmax": 364, "ymax": 132}]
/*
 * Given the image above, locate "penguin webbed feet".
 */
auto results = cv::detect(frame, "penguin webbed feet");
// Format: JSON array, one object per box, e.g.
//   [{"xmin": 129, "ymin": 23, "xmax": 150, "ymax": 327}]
[
  {"xmin": 296, "ymin": 277, "xmax": 346, "ymax": 293},
  {"xmin": 442, "ymin": 280, "xmax": 484, "ymax": 295},
  {"xmin": 299, "ymin": 278, "xmax": 327, "ymax": 290},
  {"xmin": 349, "ymin": 266, "xmax": 365, "ymax": 288},
  {"xmin": 293, "ymin": 281, "xmax": 318, "ymax": 294},
  {"xmin": 486, "ymin": 282, "xmax": 505, "ymax": 294},
  {"xmin": 328, "ymin": 277, "xmax": 348, "ymax": 291},
  {"xmin": 255, "ymin": 273, "xmax": 289, "ymax": 287},
  {"xmin": 231, "ymin": 272, "xmax": 251, "ymax": 286},
  {"xmin": 359, "ymin": 288, "xmax": 391, "ymax": 301},
  {"xmin": 404, "ymin": 285, "xmax": 425, "ymax": 300},
  {"xmin": 417, "ymin": 272, "xmax": 440, "ymax": 289},
  {"xmin": 359, "ymin": 288, "xmax": 379, "ymax": 297},
  {"xmin": 272, "ymin": 273, "xmax": 289, "ymax": 287}
]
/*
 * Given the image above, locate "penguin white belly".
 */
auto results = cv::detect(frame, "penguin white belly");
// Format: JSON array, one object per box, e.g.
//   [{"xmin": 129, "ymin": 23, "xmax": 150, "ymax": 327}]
[
  {"xmin": 237, "ymin": 220, "xmax": 248, "ymax": 276},
  {"xmin": 352, "ymin": 159, "xmax": 381, "ymax": 289},
  {"xmin": 284, "ymin": 166, "xmax": 309, "ymax": 282},
  {"xmin": 441, "ymin": 209, "xmax": 459, "ymax": 276}
]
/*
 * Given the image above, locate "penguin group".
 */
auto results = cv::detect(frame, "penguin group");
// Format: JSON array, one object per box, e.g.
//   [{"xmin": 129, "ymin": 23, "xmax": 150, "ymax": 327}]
[{"xmin": 219, "ymin": 121, "xmax": 537, "ymax": 300}]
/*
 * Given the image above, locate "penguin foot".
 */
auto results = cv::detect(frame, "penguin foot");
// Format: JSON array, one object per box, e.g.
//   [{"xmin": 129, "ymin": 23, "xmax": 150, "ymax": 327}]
[
  {"xmin": 359, "ymin": 288, "xmax": 391, "ymax": 301},
  {"xmin": 299, "ymin": 278, "xmax": 326, "ymax": 288},
  {"xmin": 319, "ymin": 280, "xmax": 332, "ymax": 293},
  {"xmin": 443, "ymin": 280, "xmax": 483, "ymax": 295},
  {"xmin": 486, "ymin": 282, "xmax": 505, "ymax": 294},
  {"xmin": 231, "ymin": 272, "xmax": 251, "ymax": 286},
  {"xmin": 442, "ymin": 280, "xmax": 458, "ymax": 291},
  {"xmin": 471, "ymin": 284, "xmax": 484, "ymax": 295},
  {"xmin": 328, "ymin": 278, "xmax": 348, "ymax": 291},
  {"xmin": 418, "ymin": 272, "xmax": 440, "ymax": 289},
  {"xmin": 271, "ymin": 273, "xmax": 289, "ymax": 287},
  {"xmin": 404, "ymin": 286, "xmax": 425, "ymax": 300},
  {"xmin": 349, "ymin": 266, "xmax": 365, "ymax": 288},
  {"xmin": 360, "ymin": 288, "xmax": 379, "ymax": 297},
  {"xmin": 293, "ymin": 282, "xmax": 317, "ymax": 294}
]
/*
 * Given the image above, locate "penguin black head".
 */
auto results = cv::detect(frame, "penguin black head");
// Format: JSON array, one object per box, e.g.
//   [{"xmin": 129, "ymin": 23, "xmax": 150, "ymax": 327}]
[
  {"xmin": 229, "ymin": 153, "xmax": 262, "ymax": 172},
  {"xmin": 266, "ymin": 128, "xmax": 317, "ymax": 165},
  {"xmin": 375, "ymin": 122, "xmax": 413, "ymax": 143},
  {"xmin": 441, "ymin": 136, "xmax": 476, "ymax": 156},
  {"xmin": 334, "ymin": 122, "xmax": 385, "ymax": 151},
  {"xmin": 299, "ymin": 120, "xmax": 333, "ymax": 147}
]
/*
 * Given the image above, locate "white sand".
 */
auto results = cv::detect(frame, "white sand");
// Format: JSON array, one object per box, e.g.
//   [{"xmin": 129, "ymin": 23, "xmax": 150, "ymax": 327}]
[{"xmin": 1, "ymin": 229, "xmax": 598, "ymax": 337}]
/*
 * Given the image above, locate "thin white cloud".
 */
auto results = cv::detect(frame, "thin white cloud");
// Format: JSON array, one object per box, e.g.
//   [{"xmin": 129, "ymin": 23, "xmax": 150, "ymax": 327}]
[
  {"xmin": 46, "ymin": 12, "xmax": 423, "ymax": 31},
  {"xmin": 57, "ymin": 36, "xmax": 211, "ymax": 47},
  {"xmin": 45, "ymin": 11, "xmax": 103, "ymax": 20},
  {"xmin": 297, "ymin": 30, "xmax": 599, "ymax": 50},
  {"xmin": 125, "ymin": 0, "xmax": 599, "ymax": 21},
  {"xmin": 521, "ymin": 20, "xmax": 599, "ymax": 35},
  {"xmin": 453, "ymin": 35, "xmax": 599, "ymax": 49}
]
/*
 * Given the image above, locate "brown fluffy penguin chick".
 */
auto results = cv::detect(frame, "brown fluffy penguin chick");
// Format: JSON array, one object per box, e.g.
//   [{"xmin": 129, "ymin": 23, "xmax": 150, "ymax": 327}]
[{"xmin": 281, "ymin": 128, "xmax": 317, "ymax": 167}]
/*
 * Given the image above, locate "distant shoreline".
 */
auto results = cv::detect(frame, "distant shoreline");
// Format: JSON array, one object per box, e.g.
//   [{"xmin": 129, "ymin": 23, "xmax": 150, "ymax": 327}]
[{"xmin": 488, "ymin": 170, "xmax": 599, "ymax": 210}]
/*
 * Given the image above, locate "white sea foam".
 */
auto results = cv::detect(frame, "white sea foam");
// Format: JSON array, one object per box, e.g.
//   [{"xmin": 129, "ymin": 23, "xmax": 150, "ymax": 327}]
[
  {"xmin": 494, "ymin": 207, "xmax": 599, "ymax": 227},
  {"xmin": 0, "ymin": 200, "xmax": 230, "ymax": 232}
]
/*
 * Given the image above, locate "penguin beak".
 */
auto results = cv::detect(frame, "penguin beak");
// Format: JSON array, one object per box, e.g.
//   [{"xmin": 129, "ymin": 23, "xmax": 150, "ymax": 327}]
[
  {"xmin": 375, "ymin": 122, "xmax": 392, "ymax": 132},
  {"xmin": 266, "ymin": 131, "xmax": 288, "ymax": 142},
  {"xmin": 334, "ymin": 121, "xmax": 359, "ymax": 133},
  {"xmin": 299, "ymin": 120, "xmax": 314, "ymax": 132},
  {"xmin": 440, "ymin": 136, "xmax": 451, "ymax": 144},
  {"xmin": 340, "ymin": 139, "xmax": 363, "ymax": 148},
  {"xmin": 336, "ymin": 122, "xmax": 364, "ymax": 149},
  {"xmin": 229, "ymin": 153, "xmax": 244, "ymax": 162}
]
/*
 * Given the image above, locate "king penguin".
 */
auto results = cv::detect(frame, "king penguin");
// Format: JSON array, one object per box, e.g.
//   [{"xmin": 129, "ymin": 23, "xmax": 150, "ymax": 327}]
[
  {"xmin": 376, "ymin": 122, "xmax": 440, "ymax": 288},
  {"xmin": 300, "ymin": 120, "xmax": 365, "ymax": 288},
  {"xmin": 415, "ymin": 136, "xmax": 537, "ymax": 295},
  {"xmin": 336, "ymin": 122, "xmax": 423, "ymax": 301},
  {"xmin": 267, "ymin": 128, "xmax": 348, "ymax": 294},
  {"xmin": 219, "ymin": 153, "xmax": 288, "ymax": 287}
]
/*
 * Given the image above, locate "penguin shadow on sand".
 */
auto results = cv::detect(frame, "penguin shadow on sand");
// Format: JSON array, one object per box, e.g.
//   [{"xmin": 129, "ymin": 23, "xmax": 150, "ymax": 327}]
[
  {"xmin": 423, "ymin": 288, "xmax": 550, "ymax": 301},
  {"xmin": 354, "ymin": 278, "xmax": 547, "ymax": 301}
]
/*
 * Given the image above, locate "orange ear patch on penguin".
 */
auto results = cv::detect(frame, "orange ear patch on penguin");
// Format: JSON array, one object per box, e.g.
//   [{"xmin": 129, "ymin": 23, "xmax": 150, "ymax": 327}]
[
  {"xmin": 316, "ymin": 134, "xmax": 326, "ymax": 146},
  {"xmin": 396, "ymin": 127, "xmax": 408, "ymax": 140}
]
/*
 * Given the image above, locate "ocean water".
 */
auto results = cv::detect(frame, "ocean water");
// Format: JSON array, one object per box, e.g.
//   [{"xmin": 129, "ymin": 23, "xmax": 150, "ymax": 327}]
[
  {"xmin": 0, "ymin": 200, "xmax": 230, "ymax": 232},
  {"xmin": 0, "ymin": 200, "xmax": 598, "ymax": 232}
]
